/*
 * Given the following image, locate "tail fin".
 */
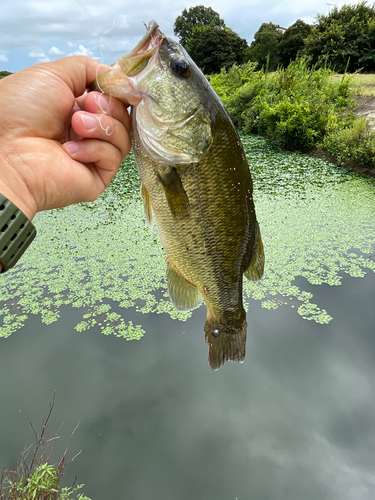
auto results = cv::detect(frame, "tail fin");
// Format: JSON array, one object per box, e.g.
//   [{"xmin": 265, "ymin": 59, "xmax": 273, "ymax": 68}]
[{"xmin": 204, "ymin": 319, "xmax": 247, "ymax": 370}]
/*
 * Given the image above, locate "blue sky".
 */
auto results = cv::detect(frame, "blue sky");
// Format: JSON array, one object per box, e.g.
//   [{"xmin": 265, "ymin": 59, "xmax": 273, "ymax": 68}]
[{"xmin": 1, "ymin": 0, "xmax": 350, "ymax": 73}]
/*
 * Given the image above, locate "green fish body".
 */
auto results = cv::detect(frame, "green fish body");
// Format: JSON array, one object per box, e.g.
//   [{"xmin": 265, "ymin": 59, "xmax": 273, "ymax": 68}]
[{"xmin": 90, "ymin": 21, "xmax": 264, "ymax": 369}]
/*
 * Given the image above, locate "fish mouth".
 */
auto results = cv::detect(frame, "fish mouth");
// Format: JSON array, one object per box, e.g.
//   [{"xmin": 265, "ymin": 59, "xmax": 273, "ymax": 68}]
[
  {"xmin": 128, "ymin": 20, "xmax": 162, "ymax": 56},
  {"xmin": 117, "ymin": 20, "xmax": 163, "ymax": 76},
  {"xmin": 87, "ymin": 20, "xmax": 163, "ymax": 97}
]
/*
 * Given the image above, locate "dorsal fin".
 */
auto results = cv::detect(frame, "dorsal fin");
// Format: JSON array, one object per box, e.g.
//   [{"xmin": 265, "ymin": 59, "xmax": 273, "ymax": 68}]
[
  {"xmin": 140, "ymin": 181, "xmax": 152, "ymax": 226},
  {"xmin": 244, "ymin": 222, "xmax": 265, "ymax": 281},
  {"xmin": 158, "ymin": 167, "xmax": 189, "ymax": 218},
  {"xmin": 166, "ymin": 261, "xmax": 202, "ymax": 311}
]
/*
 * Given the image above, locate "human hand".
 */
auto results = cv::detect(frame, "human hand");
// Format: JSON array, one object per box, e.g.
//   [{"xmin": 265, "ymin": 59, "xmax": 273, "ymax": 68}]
[{"xmin": 0, "ymin": 56, "xmax": 131, "ymax": 221}]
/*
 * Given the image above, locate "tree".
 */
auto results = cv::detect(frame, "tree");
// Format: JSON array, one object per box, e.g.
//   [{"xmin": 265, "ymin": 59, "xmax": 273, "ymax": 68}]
[
  {"xmin": 187, "ymin": 26, "xmax": 248, "ymax": 74},
  {"xmin": 173, "ymin": 5, "xmax": 225, "ymax": 47},
  {"xmin": 304, "ymin": 2, "xmax": 375, "ymax": 72},
  {"xmin": 0, "ymin": 71, "xmax": 12, "ymax": 79},
  {"xmin": 278, "ymin": 20, "xmax": 312, "ymax": 67},
  {"xmin": 244, "ymin": 22, "xmax": 283, "ymax": 70}
]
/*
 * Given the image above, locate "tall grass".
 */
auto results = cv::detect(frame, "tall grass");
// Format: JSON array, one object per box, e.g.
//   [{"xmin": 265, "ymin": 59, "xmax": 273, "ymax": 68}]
[
  {"xmin": 0, "ymin": 397, "xmax": 91, "ymax": 500},
  {"xmin": 209, "ymin": 59, "xmax": 354, "ymax": 147},
  {"xmin": 208, "ymin": 59, "xmax": 375, "ymax": 169},
  {"xmin": 322, "ymin": 116, "xmax": 375, "ymax": 168}
]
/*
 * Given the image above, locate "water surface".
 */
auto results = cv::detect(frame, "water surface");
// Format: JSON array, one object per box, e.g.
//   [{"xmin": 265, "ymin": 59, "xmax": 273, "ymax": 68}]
[{"xmin": 0, "ymin": 135, "xmax": 374, "ymax": 499}]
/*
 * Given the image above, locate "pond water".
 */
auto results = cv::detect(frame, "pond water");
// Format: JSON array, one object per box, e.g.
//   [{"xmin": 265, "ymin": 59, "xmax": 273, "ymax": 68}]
[{"xmin": 0, "ymin": 135, "xmax": 374, "ymax": 499}]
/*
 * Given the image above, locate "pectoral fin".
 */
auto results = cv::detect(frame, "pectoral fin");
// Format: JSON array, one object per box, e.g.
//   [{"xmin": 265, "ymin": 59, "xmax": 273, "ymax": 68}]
[
  {"xmin": 140, "ymin": 181, "xmax": 152, "ymax": 226},
  {"xmin": 166, "ymin": 262, "xmax": 202, "ymax": 311},
  {"xmin": 244, "ymin": 222, "xmax": 265, "ymax": 281},
  {"xmin": 158, "ymin": 168, "xmax": 189, "ymax": 218}
]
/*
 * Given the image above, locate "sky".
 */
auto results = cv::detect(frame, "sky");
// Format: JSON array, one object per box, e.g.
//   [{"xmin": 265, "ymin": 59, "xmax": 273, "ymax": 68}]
[{"xmin": 1, "ymin": 0, "xmax": 352, "ymax": 73}]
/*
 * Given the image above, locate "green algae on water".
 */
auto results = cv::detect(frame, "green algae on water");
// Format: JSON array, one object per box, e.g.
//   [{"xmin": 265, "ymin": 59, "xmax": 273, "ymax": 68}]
[
  {"xmin": 0, "ymin": 138, "xmax": 374, "ymax": 338},
  {"xmin": 0, "ymin": 153, "xmax": 192, "ymax": 339},
  {"xmin": 243, "ymin": 135, "xmax": 375, "ymax": 323}
]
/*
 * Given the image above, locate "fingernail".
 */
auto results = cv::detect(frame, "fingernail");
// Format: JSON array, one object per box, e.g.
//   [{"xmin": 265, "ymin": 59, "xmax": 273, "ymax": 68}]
[
  {"xmin": 94, "ymin": 93, "xmax": 109, "ymax": 112},
  {"xmin": 81, "ymin": 113, "xmax": 97, "ymax": 130},
  {"xmin": 64, "ymin": 142, "xmax": 79, "ymax": 154}
]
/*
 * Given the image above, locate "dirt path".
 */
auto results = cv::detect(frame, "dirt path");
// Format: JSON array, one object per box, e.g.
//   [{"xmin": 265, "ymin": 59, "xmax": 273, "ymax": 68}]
[
  {"xmin": 354, "ymin": 95, "xmax": 375, "ymax": 128},
  {"xmin": 342, "ymin": 94, "xmax": 375, "ymax": 176}
]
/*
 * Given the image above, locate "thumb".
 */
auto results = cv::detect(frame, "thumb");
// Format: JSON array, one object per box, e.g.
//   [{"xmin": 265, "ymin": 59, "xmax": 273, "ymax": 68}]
[{"xmin": 39, "ymin": 56, "xmax": 111, "ymax": 98}]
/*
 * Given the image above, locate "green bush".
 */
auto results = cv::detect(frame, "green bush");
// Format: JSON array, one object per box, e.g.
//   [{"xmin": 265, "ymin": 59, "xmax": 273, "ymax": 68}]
[
  {"xmin": 208, "ymin": 58, "xmax": 375, "ymax": 170},
  {"xmin": 209, "ymin": 58, "xmax": 354, "ymax": 148},
  {"xmin": 207, "ymin": 61, "xmax": 260, "ymax": 102},
  {"xmin": 322, "ymin": 116, "xmax": 375, "ymax": 168},
  {"xmin": 2, "ymin": 462, "xmax": 91, "ymax": 500}
]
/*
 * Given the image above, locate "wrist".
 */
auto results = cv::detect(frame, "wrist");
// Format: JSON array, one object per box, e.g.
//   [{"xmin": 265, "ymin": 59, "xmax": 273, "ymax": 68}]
[
  {"xmin": 0, "ymin": 151, "xmax": 37, "ymax": 221},
  {"xmin": 0, "ymin": 181, "xmax": 36, "ymax": 221}
]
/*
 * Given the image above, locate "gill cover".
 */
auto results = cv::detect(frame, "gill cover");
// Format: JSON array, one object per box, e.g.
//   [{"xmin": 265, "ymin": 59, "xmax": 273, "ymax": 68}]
[{"xmin": 134, "ymin": 100, "xmax": 212, "ymax": 165}]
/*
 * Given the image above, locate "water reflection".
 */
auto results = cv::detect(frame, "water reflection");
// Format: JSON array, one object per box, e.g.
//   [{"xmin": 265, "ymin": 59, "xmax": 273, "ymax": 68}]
[{"xmin": 1, "ymin": 270, "xmax": 375, "ymax": 499}]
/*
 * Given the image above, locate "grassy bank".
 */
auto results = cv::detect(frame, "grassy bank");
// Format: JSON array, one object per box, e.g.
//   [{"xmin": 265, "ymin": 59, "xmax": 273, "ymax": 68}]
[
  {"xmin": 207, "ymin": 60, "xmax": 375, "ymax": 173},
  {"xmin": 347, "ymin": 73, "xmax": 375, "ymax": 97}
]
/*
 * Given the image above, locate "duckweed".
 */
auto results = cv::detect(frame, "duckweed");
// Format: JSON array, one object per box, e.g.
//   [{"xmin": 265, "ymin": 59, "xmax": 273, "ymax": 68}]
[
  {"xmin": 0, "ymin": 138, "xmax": 374, "ymax": 338},
  {"xmin": 243, "ymin": 135, "xmax": 375, "ymax": 322}
]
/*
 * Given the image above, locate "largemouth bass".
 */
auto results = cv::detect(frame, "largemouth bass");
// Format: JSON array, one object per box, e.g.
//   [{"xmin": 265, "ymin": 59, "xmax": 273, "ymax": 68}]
[{"xmin": 89, "ymin": 20, "xmax": 264, "ymax": 369}]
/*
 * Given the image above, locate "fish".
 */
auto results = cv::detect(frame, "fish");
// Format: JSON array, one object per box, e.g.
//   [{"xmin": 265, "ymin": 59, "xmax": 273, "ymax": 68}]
[{"xmin": 89, "ymin": 20, "xmax": 264, "ymax": 369}]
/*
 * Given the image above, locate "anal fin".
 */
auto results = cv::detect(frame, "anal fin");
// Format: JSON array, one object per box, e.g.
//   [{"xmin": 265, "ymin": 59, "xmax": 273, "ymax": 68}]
[
  {"xmin": 140, "ymin": 181, "xmax": 152, "ymax": 226},
  {"xmin": 244, "ymin": 222, "xmax": 265, "ymax": 281},
  {"xmin": 166, "ymin": 261, "xmax": 202, "ymax": 311},
  {"xmin": 158, "ymin": 167, "xmax": 189, "ymax": 218}
]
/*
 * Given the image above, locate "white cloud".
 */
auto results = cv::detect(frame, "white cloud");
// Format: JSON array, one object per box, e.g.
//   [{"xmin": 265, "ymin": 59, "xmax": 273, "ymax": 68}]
[
  {"xmin": 93, "ymin": 36, "xmax": 137, "ymax": 59},
  {"xmin": 67, "ymin": 44, "xmax": 94, "ymax": 57},
  {"xmin": 48, "ymin": 46, "xmax": 64, "ymax": 55},
  {"xmin": 0, "ymin": 54, "xmax": 9, "ymax": 62},
  {"xmin": 0, "ymin": 0, "xmax": 357, "ymax": 71},
  {"xmin": 37, "ymin": 56, "xmax": 51, "ymax": 63},
  {"xmin": 28, "ymin": 50, "xmax": 46, "ymax": 58}
]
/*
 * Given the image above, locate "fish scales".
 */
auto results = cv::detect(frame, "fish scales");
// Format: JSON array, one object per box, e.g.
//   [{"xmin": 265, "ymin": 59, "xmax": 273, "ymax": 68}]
[
  {"xmin": 89, "ymin": 20, "xmax": 264, "ymax": 369},
  {"xmin": 134, "ymin": 115, "xmax": 256, "ymax": 310}
]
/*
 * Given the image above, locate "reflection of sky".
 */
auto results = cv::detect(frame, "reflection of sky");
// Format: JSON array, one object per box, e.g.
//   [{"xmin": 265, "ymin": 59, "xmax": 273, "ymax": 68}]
[{"xmin": 1, "ymin": 270, "xmax": 375, "ymax": 499}]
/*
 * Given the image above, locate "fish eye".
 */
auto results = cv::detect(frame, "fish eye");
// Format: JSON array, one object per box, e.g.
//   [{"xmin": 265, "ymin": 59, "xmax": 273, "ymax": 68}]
[
  {"xmin": 211, "ymin": 329, "xmax": 220, "ymax": 338},
  {"xmin": 170, "ymin": 57, "xmax": 191, "ymax": 78}
]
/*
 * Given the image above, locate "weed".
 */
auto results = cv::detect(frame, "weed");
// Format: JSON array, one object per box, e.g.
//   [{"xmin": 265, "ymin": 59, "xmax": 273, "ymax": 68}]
[
  {"xmin": 0, "ymin": 395, "xmax": 91, "ymax": 500},
  {"xmin": 208, "ymin": 58, "xmax": 375, "ymax": 171},
  {"xmin": 210, "ymin": 58, "xmax": 354, "ymax": 148},
  {"xmin": 322, "ymin": 116, "xmax": 375, "ymax": 168}
]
